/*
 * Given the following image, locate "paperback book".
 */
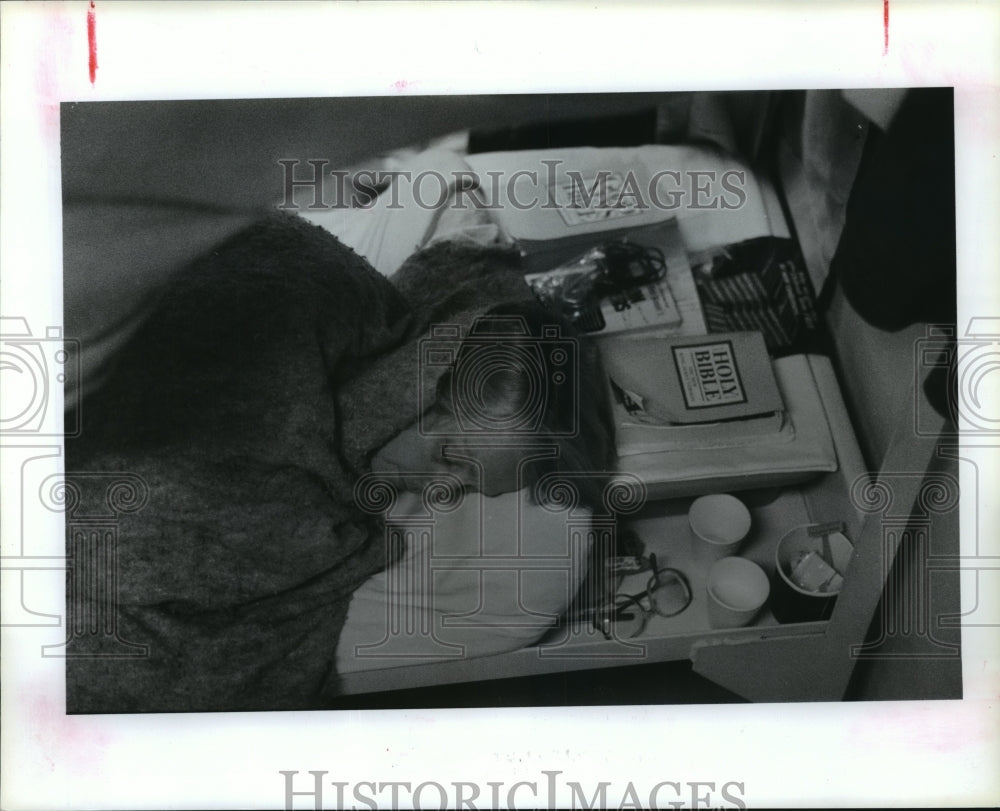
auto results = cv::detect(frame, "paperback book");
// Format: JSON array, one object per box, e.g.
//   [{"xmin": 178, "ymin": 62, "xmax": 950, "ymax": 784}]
[{"xmin": 600, "ymin": 330, "xmax": 786, "ymax": 456}]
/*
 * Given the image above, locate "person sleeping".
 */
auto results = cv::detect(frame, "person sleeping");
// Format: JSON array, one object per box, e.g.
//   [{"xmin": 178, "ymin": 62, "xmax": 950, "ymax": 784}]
[
  {"xmin": 64, "ymin": 214, "xmax": 618, "ymax": 712},
  {"xmin": 337, "ymin": 302, "xmax": 618, "ymax": 673}
]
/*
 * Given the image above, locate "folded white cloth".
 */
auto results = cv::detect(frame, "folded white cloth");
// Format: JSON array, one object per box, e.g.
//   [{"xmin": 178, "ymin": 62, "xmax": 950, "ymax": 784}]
[{"xmin": 336, "ymin": 487, "xmax": 592, "ymax": 673}]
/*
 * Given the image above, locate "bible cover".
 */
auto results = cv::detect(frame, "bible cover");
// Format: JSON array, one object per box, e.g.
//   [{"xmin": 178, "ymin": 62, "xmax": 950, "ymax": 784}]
[{"xmin": 602, "ymin": 330, "xmax": 783, "ymax": 427}]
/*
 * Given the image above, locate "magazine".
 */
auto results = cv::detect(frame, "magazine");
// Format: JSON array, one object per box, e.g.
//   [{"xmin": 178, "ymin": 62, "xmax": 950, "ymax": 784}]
[{"xmin": 523, "ymin": 219, "xmax": 686, "ymax": 335}]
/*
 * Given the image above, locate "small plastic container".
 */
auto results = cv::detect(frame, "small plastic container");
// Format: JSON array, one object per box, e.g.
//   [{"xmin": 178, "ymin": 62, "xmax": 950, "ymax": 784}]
[
  {"xmin": 772, "ymin": 523, "xmax": 854, "ymax": 623},
  {"xmin": 706, "ymin": 556, "xmax": 770, "ymax": 629},
  {"xmin": 688, "ymin": 493, "xmax": 752, "ymax": 564}
]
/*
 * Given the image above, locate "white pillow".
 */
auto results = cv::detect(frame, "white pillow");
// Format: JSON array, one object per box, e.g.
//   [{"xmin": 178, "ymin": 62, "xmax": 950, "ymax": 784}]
[{"xmin": 336, "ymin": 487, "xmax": 592, "ymax": 673}]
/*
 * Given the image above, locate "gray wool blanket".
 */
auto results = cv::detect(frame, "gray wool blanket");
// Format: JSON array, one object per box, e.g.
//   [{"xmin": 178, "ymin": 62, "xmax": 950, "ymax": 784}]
[{"xmin": 66, "ymin": 213, "xmax": 533, "ymax": 713}]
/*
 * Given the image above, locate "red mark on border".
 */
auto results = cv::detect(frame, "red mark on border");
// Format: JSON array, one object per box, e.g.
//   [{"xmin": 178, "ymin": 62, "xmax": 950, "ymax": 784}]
[
  {"xmin": 883, "ymin": 0, "xmax": 889, "ymax": 55},
  {"xmin": 87, "ymin": 1, "xmax": 98, "ymax": 84}
]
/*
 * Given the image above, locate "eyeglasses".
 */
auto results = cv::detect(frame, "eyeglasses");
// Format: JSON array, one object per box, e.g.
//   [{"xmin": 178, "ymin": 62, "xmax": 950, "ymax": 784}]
[{"xmin": 573, "ymin": 554, "xmax": 693, "ymax": 640}]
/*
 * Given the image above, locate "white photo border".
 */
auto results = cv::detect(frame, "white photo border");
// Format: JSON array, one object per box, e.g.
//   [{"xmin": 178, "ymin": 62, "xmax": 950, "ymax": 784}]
[{"xmin": 1, "ymin": 1, "xmax": 998, "ymax": 809}]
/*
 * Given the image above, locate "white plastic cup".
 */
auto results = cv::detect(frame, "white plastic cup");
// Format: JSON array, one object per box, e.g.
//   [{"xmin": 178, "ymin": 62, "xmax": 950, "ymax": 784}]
[
  {"xmin": 706, "ymin": 556, "xmax": 770, "ymax": 629},
  {"xmin": 772, "ymin": 525, "xmax": 854, "ymax": 623},
  {"xmin": 688, "ymin": 494, "xmax": 752, "ymax": 564}
]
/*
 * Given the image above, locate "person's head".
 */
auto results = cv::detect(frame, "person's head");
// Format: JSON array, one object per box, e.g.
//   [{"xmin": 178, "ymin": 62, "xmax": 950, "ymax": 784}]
[{"xmin": 373, "ymin": 300, "xmax": 616, "ymax": 508}]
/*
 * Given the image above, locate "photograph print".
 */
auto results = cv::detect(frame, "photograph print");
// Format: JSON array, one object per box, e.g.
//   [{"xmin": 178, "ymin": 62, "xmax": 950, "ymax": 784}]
[{"xmin": 55, "ymin": 88, "xmax": 961, "ymax": 714}]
